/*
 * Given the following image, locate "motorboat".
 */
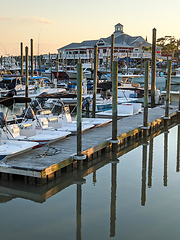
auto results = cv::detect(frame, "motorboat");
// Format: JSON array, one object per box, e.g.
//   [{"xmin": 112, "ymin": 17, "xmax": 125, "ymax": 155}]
[
  {"xmin": 95, "ymin": 102, "xmax": 142, "ymax": 119},
  {"xmin": 0, "ymin": 139, "xmax": 39, "ymax": 161},
  {"xmin": 0, "ymin": 97, "xmax": 72, "ymax": 148},
  {"xmin": 35, "ymin": 107, "xmax": 95, "ymax": 134}
]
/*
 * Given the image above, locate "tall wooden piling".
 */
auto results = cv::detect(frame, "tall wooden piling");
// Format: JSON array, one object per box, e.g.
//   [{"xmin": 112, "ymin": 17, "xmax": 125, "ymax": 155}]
[
  {"xmin": 30, "ymin": 39, "xmax": 33, "ymax": 77},
  {"xmin": 142, "ymin": 61, "xmax": 149, "ymax": 138},
  {"xmin": 140, "ymin": 57, "xmax": 143, "ymax": 74},
  {"xmin": 111, "ymin": 61, "xmax": 118, "ymax": 150},
  {"xmin": 25, "ymin": 46, "xmax": 29, "ymax": 108},
  {"xmin": 20, "ymin": 43, "xmax": 23, "ymax": 82},
  {"xmin": 0, "ymin": 55, "xmax": 2, "ymax": 66},
  {"xmin": 165, "ymin": 61, "xmax": 172, "ymax": 120},
  {"xmin": 127, "ymin": 50, "xmax": 129, "ymax": 75},
  {"xmin": 111, "ymin": 34, "xmax": 114, "ymax": 74},
  {"xmin": 56, "ymin": 54, "xmax": 59, "ymax": 81},
  {"xmin": 92, "ymin": 45, "xmax": 98, "ymax": 118},
  {"xmin": 151, "ymin": 28, "xmax": 157, "ymax": 108},
  {"xmin": 74, "ymin": 63, "xmax": 86, "ymax": 168}
]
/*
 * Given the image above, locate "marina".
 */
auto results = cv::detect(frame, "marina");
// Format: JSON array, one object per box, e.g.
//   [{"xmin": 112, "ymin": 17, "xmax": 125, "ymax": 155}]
[
  {"xmin": 1, "ymin": 13, "xmax": 180, "ymax": 239},
  {"xmin": 0, "ymin": 103, "xmax": 178, "ymax": 184}
]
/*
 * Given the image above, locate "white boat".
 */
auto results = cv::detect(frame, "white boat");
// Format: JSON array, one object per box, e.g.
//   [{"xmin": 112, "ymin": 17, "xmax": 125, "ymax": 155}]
[
  {"xmin": 0, "ymin": 139, "xmax": 38, "ymax": 161},
  {"xmin": 95, "ymin": 102, "xmax": 142, "ymax": 119},
  {"xmin": 36, "ymin": 107, "xmax": 95, "ymax": 134},
  {"xmin": 66, "ymin": 63, "xmax": 92, "ymax": 79},
  {"xmin": 0, "ymin": 98, "xmax": 72, "ymax": 147}
]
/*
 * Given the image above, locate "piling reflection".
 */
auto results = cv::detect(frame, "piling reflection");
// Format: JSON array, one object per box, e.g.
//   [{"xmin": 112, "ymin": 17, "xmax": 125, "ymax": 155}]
[
  {"xmin": 76, "ymin": 184, "xmax": 82, "ymax": 240},
  {"xmin": 148, "ymin": 138, "xmax": 154, "ymax": 187},
  {"xmin": 0, "ymin": 124, "xmax": 178, "ymax": 239},
  {"xmin": 141, "ymin": 142, "xmax": 148, "ymax": 206},
  {"xmin": 110, "ymin": 151, "xmax": 119, "ymax": 237},
  {"xmin": 164, "ymin": 131, "xmax": 168, "ymax": 187},
  {"xmin": 176, "ymin": 125, "xmax": 180, "ymax": 172}
]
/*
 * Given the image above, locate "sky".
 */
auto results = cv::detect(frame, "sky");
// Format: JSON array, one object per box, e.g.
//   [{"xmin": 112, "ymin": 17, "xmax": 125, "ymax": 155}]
[{"xmin": 0, "ymin": 0, "xmax": 180, "ymax": 56}]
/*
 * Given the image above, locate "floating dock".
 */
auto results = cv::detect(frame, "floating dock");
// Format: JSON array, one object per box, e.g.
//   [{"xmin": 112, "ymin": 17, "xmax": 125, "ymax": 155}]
[{"xmin": 0, "ymin": 105, "xmax": 178, "ymax": 185}]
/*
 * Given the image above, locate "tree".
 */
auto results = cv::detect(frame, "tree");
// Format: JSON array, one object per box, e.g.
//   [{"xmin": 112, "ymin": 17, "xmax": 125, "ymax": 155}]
[{"xmin": 157, "ymin": 36, "xmax": 180, "ymax": 58}]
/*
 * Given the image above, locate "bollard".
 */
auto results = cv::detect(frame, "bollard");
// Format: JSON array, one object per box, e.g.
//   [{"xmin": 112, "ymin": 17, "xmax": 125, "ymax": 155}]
[
  {"xmin": 25, "ymin": 46, "xmax": 29, "ymax": 108},
  {"xmin": 164, "ymin": 60, "xmax": 172, "ymax": 127},
  {"xmin": 142, "ymin": 61, "xmax": 149, "ymax": 138},
  {"xmin": 30, "ymin": 39, "xmax": 33, "ymax": 77},
  {"xmin": 20, "ymin": 43, "xmax": 23, "ymax": 82},
  {"xmin": 92, "ymin": 45, "xmax": 98, "ymax": 118},
  {"xmin": 151, "ymin": 28, "xmax": 157, "ymax": 108},
  {"xmin": 74, "ymin": 63, "xmax": 86, "ymax": 168}
]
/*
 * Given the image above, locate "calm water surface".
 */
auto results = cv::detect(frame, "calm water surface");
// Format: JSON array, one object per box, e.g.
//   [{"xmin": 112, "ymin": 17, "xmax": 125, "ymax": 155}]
[{"xmin": 0, "ymin": 125, "xmax": 180, "ymax": 240}]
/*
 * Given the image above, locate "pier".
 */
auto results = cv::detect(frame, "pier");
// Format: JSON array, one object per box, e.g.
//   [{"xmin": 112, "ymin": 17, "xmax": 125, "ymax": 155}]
[{"xmin": 0, "ymin": 105, "xmax": 178, "ymax": 185}]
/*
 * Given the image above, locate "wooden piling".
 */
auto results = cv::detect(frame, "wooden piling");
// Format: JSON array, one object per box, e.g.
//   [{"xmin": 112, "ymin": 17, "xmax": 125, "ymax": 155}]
[
  {"xmin": 30, "ymin": 39, "xmax": 33, "ymax": 77},
  {"xmin": 0, "ymin": 55, "xmax": 2, "ymax": 67},
  {"xmin": 111, "ymin": 61, "xmax": 119, "ymax": 151},
  {"xmin": 92, "ymin": 45, "xmax": 98, "ymax": 118},
  {"xmin": 165, "ymin": 61, "xmax": 172, "ymax": 120},
  {"xmin": 151, "ymin": 28, "xmax": 157, "ymax": 108},
  {"xmin": 127, "ymin": 50, "xmax": 129, "ymax": 75},
  {"xmin": 20, "ymin": 43, "xmax": 23, "ymax": 82},
  {"xmin": 111, "ymin": 34, "xmax": 114, "ymax": 74},
  {"xmin": 56, "ymin": 54, "xmax": 59, "ymax": 81},
  {"xmin": 143, "ymin": 61, "xmax": 149, "ymax": 137},
  {"xmin": 25, "ymin": 46, "xmax": 29, "ymax": 108}
]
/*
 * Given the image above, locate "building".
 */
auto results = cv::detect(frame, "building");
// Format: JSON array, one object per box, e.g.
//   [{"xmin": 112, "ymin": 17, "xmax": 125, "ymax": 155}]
[{"xmin": 58, "ymin": 23, "xmax": 161, "ymax": 66}]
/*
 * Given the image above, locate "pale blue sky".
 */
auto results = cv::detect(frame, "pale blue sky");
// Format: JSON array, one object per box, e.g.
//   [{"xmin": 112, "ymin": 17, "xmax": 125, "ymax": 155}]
[{"xmin": 0, "ymin": 0, "xmax": 179, "ymax": 55}]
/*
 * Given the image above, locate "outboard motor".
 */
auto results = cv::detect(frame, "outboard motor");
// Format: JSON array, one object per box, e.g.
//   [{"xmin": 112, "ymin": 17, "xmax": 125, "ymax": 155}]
[
  {"xmin": 82, "ymin": 97, "xmax": 91, "ymax": 115},
  {"xmin": 0, "ymin": 112, "xmax": 7, "ymax": 128},
  {"xmin": 17, "ymin": 108, "xmax": 35, "ymax": 120}
]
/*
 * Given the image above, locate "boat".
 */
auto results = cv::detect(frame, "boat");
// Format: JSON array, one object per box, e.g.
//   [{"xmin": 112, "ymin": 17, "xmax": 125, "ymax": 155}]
[
  {"xmin": 0, "ymin": 139, "xmax": 39, "ymax": 161},
  {"xmin": 96, "ymin": 102, "xmax": 142, "ymax": 119},
  {"xmin": 34, "ymin": 106, "xmax": 95, "ymax": 134},
  {"xmin": 0, "ymin": 97, "xmax": 72, "ymax": 148}
]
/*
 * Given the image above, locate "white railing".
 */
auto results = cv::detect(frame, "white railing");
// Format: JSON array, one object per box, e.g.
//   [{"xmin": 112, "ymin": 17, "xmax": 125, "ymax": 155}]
[{"xmin": 64, "ymin": 52, "xmax": 160, "ymax": 60}]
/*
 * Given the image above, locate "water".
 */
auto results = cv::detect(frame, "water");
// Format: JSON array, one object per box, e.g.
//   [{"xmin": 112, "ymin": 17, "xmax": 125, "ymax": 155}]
[
  {"xmin": 0, "ymin": 124, "xmax": 180, "ymax": 239},
  {"xmin": 132, "ymin": 76, "xmax": 180, "ymax": 91}
]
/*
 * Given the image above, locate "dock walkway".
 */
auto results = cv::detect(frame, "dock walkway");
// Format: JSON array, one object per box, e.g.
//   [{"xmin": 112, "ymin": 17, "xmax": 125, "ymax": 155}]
[{"xmin": 0, "ymin": 105, "xmax": 178, "ymax": 184}]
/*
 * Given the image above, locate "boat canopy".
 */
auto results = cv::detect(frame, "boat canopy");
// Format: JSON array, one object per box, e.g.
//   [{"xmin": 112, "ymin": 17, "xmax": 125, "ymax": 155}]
[
  {"xmin": 0, "ymin": 97, "xmax": 31, "ymax": 107},
  {"xmin": 36, "ymin": 92, "xmax": 77, "ymax": 99}
]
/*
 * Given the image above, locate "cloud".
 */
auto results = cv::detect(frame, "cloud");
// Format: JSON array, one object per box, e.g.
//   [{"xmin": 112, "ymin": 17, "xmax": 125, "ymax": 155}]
[
  {"xmin": 33, "ymin": 17, "xmax": 54, "ymax": 24},
  {"xmin": 21, "ymin": 16, "xmax": 54, "ymax": 24},
  {"xmin": 0, "ymin": 17, "xmax": 11, "ymax": 20}
]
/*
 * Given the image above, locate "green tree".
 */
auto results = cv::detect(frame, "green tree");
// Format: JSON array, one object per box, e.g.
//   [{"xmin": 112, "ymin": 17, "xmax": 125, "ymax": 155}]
[{"xmin": 157, "ymin": 36, "xmax": 179, "ymax": 58}]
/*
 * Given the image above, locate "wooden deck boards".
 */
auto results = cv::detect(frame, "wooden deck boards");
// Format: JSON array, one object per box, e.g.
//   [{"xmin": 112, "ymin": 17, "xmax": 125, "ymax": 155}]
[{"xmin": 0, "ymin": 105, "xmax": 178, "ymax": 182}]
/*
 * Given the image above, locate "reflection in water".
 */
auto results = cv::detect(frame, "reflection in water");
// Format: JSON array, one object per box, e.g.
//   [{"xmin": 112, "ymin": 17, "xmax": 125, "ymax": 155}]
[
  {"xmin": 76, "ymin": 183, "xmax": 82, "ymax": 240},
  {"xmin": 93, "ymin": 171, "xmax": 97, "ymax": 186},
  {"xmin": 141, "ymin": 143, "xmax": 148, "ymax": 206},
  {"xmin": 148, "ymin": 139, "xmax": 154, "ymax": 187},
  {"xmin": 164, "ymin": 132, "xmax": 168, "ymax": 187},
  {"xmin": 177, "ymin": 125, "xmax": 180, "ymax": 172},
  {"xmin": 110, "ymin": 162, "xmax": 117, "ymax": 237}
]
